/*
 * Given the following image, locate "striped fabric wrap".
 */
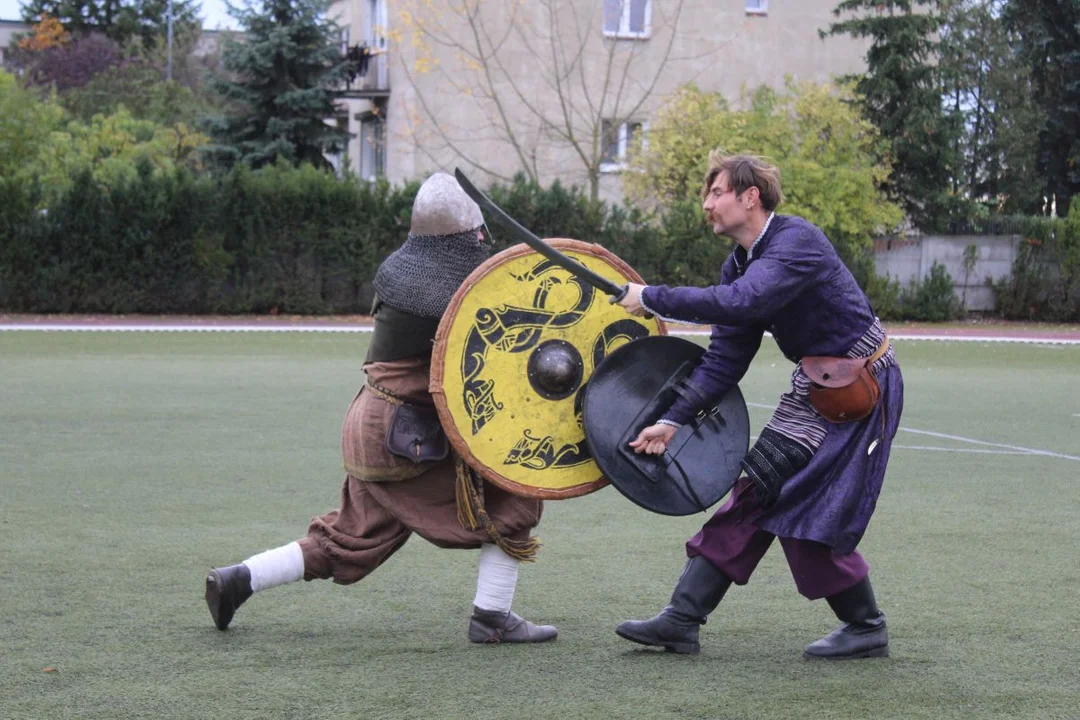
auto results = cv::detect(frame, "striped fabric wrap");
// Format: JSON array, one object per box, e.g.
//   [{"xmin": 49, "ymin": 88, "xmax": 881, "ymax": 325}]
[
  {"xmin": 741, "ymin": 427, "xmax": 814, "ymax": 506},
  {"xmin": 766, "ymin": 317, "xmax": 894, "ymax": 453},
  {"xmin": 741, "ymin": 318, "xmax": 895, "ymax": 502}
]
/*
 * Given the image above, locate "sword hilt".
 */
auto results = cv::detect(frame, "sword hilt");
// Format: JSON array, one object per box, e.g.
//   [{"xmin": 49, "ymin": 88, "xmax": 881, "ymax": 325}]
[
  {"xmin": 454, "ymin": 168, "xmax": 656, "ymax": 321},
  {"xmin": 609, "ymin": 284, "xmax": 654, "ymax": 320}
]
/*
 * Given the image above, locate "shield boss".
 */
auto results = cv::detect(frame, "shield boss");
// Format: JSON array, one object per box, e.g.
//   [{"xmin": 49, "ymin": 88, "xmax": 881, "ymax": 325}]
[{"xmin": 431, "ymin": 239, "xmax": 665, "ymax": 499}]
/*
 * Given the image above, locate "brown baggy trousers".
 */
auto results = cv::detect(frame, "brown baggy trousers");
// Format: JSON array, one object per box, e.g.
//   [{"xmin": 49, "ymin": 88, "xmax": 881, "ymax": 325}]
[
  {"xmin": 297, "ymin": 359, "xmax": 542, "ymax": 584},
  {"xmin": 298, "ymin": 469, "xmax": 543, "ymax": 584}
]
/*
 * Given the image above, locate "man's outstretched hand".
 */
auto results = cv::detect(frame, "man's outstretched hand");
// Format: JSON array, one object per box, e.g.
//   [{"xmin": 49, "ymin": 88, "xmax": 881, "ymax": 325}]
[
  {"xmin": 616, "ymin": 283, "xmax": 648, "ymax": 316},
  {"xmin": 628, "ymin": 423, "xmax": 677, "ymax": 455}
]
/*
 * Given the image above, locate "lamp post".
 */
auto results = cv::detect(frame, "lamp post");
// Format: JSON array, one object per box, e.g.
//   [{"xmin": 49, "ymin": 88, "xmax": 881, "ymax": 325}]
[{"xmin": 166, "ymin": 0, "xmax": 174, "ymax": 81}]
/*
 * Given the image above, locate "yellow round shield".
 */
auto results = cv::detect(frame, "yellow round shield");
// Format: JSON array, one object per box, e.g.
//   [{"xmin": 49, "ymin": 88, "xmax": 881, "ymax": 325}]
[{"xmin": 431, "ymin": 239, "xmax": 666, "ymax": 500}]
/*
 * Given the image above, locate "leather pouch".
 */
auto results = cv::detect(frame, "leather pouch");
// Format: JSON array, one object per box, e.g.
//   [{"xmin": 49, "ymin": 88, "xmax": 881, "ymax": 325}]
[
  {"xmin": 385, "ymin": 403, "xmax": 450, "ymax": 463},
  {"xmin": 802, "ymin": 356, "xmax": 880, "ymax": 423}
]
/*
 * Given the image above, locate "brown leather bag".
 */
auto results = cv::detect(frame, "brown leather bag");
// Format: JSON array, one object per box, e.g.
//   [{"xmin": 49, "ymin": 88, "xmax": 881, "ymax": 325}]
[{"xmin": 802, "ymin": 339, "xmax": 889, "ymax": 423}]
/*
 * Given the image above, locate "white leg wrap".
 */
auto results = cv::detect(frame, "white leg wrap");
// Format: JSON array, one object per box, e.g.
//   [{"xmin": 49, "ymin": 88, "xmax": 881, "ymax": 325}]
[
  {"xmin": 243, "ymin": 541, "xmax": 305, "ymax": 593},
  {"xmin": 473, "ymin": 543, "xmax": 520, "ymax": 613}
]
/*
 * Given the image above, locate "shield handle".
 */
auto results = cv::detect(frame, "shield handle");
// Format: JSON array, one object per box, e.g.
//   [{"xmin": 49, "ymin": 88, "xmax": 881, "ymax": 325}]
[
  {"xmin": 613, "ymin": 361, "xmax": 715, "ymax": 513},
  {"xmin": 613, "ymin": 360, "xmax": 696, "ymax": 483}
]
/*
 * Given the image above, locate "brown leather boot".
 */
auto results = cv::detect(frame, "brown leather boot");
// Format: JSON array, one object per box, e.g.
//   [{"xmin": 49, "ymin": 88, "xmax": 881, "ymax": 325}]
[
  {"xmin": 468, "ymin": 607, "xmax": 558, "ymax": 644},
  {"xmin": 804, "ymin": 576, "xmax": 889, "ymax": 660},
  {"xmin": 205, "ymin": 564, "xmax": 253, "ymax": 631}
]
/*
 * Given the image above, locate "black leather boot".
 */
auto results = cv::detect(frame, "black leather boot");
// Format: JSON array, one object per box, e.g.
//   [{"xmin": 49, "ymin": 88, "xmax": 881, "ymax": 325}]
[
  {"xmin": 615, "ymin": 556, "xmax": 732, "ymax": 655},
  {"xmin": 804, "ymin": 576, "xmax": 889, "ymax": 660},
  {"xmin": 205, "ymin": 564, "xmax": 253, "ymax": 631}
]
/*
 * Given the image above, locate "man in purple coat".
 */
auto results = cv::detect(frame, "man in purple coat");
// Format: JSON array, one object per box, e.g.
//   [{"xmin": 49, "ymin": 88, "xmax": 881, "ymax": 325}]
[{"xmin": 614, "ymin": 152, "xmax": 903, "ymax": 660}]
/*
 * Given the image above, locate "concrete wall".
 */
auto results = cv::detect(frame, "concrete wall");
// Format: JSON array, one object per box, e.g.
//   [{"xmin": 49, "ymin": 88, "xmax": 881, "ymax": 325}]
[{"xmin": 874, "ymin": 236, "xmax": 1021, "ymax": 312}]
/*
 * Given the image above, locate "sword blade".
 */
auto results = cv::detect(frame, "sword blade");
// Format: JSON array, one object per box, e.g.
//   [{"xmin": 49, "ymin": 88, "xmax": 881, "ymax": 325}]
[{"xmin": 455, "ymin": 168, "xmax": 627, "ymax": 299}]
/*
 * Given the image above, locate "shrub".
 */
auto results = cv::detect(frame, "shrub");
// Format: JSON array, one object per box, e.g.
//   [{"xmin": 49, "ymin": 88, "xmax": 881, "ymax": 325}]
[
  {"xmin": 902, "ymin": 261, "xmax": 959, "ymax": 322},
  {"xmin": 864, "ymin": 271, "xmax": 904, "ymax": 321},
  {"xmin": 990, "ymin": 206, "xmax": 1079, "ymax": 322}
]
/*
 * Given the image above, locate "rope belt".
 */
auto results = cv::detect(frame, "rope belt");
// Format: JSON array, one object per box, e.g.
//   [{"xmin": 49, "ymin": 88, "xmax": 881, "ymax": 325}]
[
  {"xmin": 364, "ymin": 379, "xmax": 540, "ymax": 562},
  {"xmin": 365, "ymin": 379, "xmax": 404, "ymax": 405}
]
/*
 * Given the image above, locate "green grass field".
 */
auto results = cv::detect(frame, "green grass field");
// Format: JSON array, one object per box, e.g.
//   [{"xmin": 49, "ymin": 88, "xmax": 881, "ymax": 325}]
[{"xmin": 1, "ymin": 331, "xmax": 1078, "ymax": 720}]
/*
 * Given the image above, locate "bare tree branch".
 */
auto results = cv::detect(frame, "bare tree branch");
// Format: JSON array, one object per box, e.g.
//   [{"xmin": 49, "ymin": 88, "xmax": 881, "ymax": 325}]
[
  {"xmin": 398, "ymin": 55, "xmax": 515, "ymax": 181},
  {"xmin": 396, "ymin": 0, "xmax": 692, "ymax": 200}
]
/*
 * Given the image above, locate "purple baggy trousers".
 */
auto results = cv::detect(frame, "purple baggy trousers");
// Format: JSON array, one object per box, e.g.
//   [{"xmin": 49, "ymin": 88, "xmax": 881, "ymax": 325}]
[{"xmin": 686, "ymin": 479, "xmax": 869, "ymax": 600}]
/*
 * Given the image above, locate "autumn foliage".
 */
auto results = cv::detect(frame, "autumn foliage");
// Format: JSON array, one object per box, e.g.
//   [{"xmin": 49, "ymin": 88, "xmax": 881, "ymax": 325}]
[{"xmin": 18, "ymin": 15, "xmax": 70, "ymax": 51}]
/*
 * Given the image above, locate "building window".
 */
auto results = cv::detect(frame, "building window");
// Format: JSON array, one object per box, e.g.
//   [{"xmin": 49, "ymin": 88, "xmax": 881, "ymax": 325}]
[
  {"xmin": 326, "ymin": 112, "xmax": 350, "ymax": 177},
  {"xmin": 603, "ymin": 0, "xmax": 651, "ymax": 39},
  {"xmin": 339, "ymin": 26, "xmax": 350, "ymax": 57},
  {"xmin": 359, "ymin": 112, "xmax": 385, "ymax": 181},
  {"xmin": 600, "ymin": 119, "xmax": 646, "ymax": 172},
  {"xmin": 746, "ymin": 0, "xmax": 767, "ymax": 15}
]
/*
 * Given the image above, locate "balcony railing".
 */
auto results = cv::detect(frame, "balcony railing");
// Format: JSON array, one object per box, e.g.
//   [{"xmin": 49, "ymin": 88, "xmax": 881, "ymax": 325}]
[{"xmin": 342, "ymin": 44, "xmax": 390, "ymax": 98}]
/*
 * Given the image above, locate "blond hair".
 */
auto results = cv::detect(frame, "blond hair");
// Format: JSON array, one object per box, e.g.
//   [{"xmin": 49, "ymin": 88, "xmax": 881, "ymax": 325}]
[{"xmin": 701, "ymin": 151, "xmax": 784, "ymax": 211}]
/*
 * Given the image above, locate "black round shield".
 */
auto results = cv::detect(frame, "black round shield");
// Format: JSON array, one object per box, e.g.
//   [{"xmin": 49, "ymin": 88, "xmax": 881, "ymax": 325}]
[{"xmin": 582, "ymin": 336, "xmax": 750, "ymax": 516}]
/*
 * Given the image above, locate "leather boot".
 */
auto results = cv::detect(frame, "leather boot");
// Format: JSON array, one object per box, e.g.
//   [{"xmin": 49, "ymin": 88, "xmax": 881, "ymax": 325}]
[
  {"xmin": 468, "ymin": 607, "xmax": 558, "ymax": 644},
  {"xmin": 205, "ymin": 564, "xmax": 253, "ymax": 631},
  {"xmin": 615, "ymin": 556, "xmax": 732, "ymax": 655},
  {"xmin": 804, "ymin": 576, "xmax": 889, "ymax": 660}
]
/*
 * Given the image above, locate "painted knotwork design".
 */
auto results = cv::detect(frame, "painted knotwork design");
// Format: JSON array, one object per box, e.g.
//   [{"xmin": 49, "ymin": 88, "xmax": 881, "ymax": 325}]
[
  {"xmin": 460, "ymin": 259, "xmax": 593, "ymax": 435},
  {"xmin": 432, "ymin": 239, "xmax": 664, "ymax": 499}
]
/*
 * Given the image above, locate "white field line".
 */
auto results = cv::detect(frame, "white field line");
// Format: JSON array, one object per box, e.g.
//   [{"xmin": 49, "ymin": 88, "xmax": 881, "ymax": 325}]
[
  {"xmin": 889, "ymin": 445, "xmax": 1033, "ymax": 456},
  {"xmin": 0, "ymin": 324, "xmax": 376, "ymax": 333},
  {"xmin": 748, "ymin": 432, "xmax": 1030, "ymax": 457},
  {"xmin": 747, "ymin": 402, "xmax": 1079, "ymax": 462},
  {"xmin": 898, "ymin": 427, "xmax": 1080, "ymax": 462},
  {"xmin": 675, "ymin": 329, "xmax": 1080, "ymax": 344},
  {"xmin": 0, "ymin": 323, "xmax": 1078, "ymax": 344}
]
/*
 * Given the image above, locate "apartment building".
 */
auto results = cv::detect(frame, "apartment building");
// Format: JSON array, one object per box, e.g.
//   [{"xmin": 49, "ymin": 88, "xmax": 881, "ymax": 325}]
[
  {"xmin": 0, "ymin": 18, "xmax": 29, "ymax": 66},
  {"xmin": 10, "ymin": 4, "xmax": 871, "ymax": 202},
  {"xmin": 331, "ymin": 0, "xmax": 869, "ymax": 201}
]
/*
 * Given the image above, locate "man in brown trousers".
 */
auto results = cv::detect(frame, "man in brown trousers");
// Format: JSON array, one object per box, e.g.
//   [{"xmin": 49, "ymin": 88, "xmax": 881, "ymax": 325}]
[{"xmin": 204, "ymin": 173, "xmax": 557, "ymax": 644}]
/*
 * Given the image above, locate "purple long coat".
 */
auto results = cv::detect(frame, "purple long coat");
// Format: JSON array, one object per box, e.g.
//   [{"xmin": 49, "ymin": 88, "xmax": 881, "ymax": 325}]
[{"xmin": 641, "ymin": 215, "xmax": 904, "ymax": 553}]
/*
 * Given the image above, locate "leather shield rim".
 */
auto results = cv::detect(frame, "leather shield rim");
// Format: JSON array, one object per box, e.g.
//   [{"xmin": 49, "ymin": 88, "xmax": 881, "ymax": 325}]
[{"xmin": 430, "ymin": 238, "xmax": 666, "ymax": 500}]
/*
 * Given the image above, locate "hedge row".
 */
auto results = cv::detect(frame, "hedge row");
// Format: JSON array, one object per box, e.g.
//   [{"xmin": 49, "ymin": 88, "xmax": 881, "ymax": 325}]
[
  {"xmin": 0, "ymin": 164, "xmax": 731, "ymax": 314},
  {"xmin": 1, "ymin": 162, "xmax": 415, "ymax": 314},
  {"xmin": 1, "ymin": 163, "xmax": 1076, "ymax": 320}
]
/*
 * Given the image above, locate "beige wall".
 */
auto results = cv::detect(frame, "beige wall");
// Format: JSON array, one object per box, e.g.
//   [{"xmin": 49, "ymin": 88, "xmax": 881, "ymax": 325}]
[
  {"xmin": 336, "ymin": 0, "xmax": 868, "ymax": 201},
  {"xmin": 0, "ymin": 19, "xmax": 30, "ymax": 66}
]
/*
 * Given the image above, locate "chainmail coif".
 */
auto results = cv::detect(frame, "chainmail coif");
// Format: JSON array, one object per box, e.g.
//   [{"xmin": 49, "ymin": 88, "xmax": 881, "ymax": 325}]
[{"xmin": 372, "ymin": 229, "xmax": 491, "ymax": 318}]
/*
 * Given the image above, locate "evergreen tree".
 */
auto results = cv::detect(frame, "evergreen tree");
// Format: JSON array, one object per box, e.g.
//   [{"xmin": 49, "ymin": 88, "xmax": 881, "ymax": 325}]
[
  {"xmin": 1003, "ymin": 0, "xmax": 1080, "ymax": 216},
  {"xmin": 20, "ymin": 0, "xmax": 199, "ymax": 49},
  {"xmin": 824, "ymin": 0, "xmax": 958, "ymax": 231},
  {"xmin": 938, "ymin": 0, "xmax": 1044, "ymax": 214},
  {"xmin": 203, "ymin": 0, "xmax": 355, "ymax": 171}
]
